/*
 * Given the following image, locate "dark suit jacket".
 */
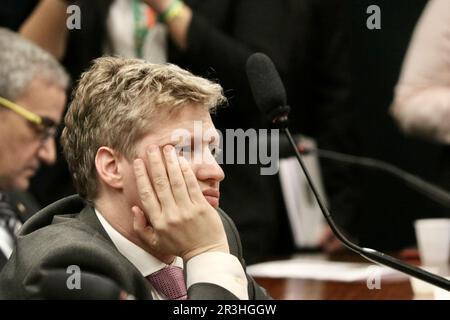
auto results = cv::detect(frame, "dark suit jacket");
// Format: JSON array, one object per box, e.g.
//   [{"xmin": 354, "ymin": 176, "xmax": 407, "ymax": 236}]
[
  {"xmin": 5, "ymin": 190, "xmax": 41, "ymax": 222},
  {"xmin": 0, "ymin": 195, "xmax": 269, "ymax": 300},
  {"xmin": 0, "ymin": 190, "xmax": 41, "ymax": 271}
]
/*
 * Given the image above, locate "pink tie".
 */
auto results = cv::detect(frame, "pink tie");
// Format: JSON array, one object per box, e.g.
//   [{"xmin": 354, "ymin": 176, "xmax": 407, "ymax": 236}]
[{"xmin": 146, "ymin": 266, "xmax": 188, "ymax": 300}]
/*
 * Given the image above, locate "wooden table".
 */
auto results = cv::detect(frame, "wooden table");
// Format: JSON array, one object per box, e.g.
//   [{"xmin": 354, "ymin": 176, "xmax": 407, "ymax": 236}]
[
  {"xmin": 255, "ymin": 277, "xmax": 414, "ymax": 300},
  {"xmin": 253, "ymin": 252, "xmax": 416, "ymax": 300}
]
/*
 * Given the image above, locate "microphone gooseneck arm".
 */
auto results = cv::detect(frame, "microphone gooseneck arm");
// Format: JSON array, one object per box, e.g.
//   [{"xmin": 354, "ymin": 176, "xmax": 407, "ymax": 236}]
[{"xmin": 300, "ymin": 146, "xmax": 450, "ymax": 208}]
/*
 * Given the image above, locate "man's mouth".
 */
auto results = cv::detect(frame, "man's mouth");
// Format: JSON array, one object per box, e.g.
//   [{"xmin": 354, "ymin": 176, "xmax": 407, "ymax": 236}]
[{"xmin": 202, "ymin": 189, "xmax": 220, "ymax": 208}]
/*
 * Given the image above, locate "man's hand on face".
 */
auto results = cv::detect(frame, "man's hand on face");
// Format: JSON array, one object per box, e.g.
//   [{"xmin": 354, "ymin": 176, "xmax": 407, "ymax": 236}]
[{"xmin": 132, "ymin": 145, "xmax": 229, "ymax": 261}]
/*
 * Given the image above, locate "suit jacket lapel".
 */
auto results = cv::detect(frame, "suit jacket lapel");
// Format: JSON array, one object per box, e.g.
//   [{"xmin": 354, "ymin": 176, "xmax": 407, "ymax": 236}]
[
  {"xmin": 77, "ymin": 204, "xmax": 114, "ymax": 246},
  {"xmin": 76, "ymin": 203, "xmax": 155, "ymax": 299}
]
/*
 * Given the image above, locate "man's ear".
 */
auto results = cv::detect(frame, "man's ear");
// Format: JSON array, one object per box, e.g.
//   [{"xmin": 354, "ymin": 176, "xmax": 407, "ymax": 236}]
[{"xmin": 95, "ymin": 147, "xmax": 123, "ymax": 190}]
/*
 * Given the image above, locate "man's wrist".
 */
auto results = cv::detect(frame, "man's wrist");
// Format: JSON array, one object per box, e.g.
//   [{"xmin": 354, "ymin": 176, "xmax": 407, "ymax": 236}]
[
  {"xmin": 182, "ymin": 243, "xmax": 230, "ymax": 262},
  {"xmin": 186, "ymin": 252, "xmax": 249, "ymax": 299},
  {"xmin": 142, "ymin": 0, "xmax": 174, "ymax": 15},
  {"xmin": 157, "ymin": 0, "xmax": 185, "ymax": 24}
]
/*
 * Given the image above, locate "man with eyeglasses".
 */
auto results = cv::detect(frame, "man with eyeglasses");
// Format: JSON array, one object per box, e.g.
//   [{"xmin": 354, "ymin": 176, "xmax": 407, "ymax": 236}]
[{"xmin": 0, "ymin": 28, "xmax": 69, "ymax": 269}]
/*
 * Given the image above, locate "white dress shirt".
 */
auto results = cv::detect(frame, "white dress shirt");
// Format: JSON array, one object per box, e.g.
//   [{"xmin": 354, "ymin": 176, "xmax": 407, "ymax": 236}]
[{"xmin": 95, "ymin": 209, "xmax": 249, "ymax": 299}]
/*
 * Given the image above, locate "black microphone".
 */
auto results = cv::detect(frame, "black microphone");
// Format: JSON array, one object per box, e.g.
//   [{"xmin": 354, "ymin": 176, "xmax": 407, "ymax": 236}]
[
  {"xmin": 37, "ymin": 269, "xmax": 134, "ymax": 300},
  {"xmin": 245, "ymin": 52, "xmax": 290, "ymax": 126},
  {"xmin": 246, "ymin": 52, "xmax": 450, "ymax": 292},
  {"xmin": 299, "ymin": 145, "xmax": 450, "ymax": 208}
]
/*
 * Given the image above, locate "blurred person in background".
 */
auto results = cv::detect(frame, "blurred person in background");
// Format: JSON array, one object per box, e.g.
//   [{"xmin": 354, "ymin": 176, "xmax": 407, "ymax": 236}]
[
  {"xmin": 390, "ymin": 0, "xmax": 450, "ymax": 219},
  {"xmin": 0, "ymin": 28, "xmax": 68, "ymax": 270},
  {"xmin": 391, "ymin": 0, "xmax": 450, "ymax": 145}
]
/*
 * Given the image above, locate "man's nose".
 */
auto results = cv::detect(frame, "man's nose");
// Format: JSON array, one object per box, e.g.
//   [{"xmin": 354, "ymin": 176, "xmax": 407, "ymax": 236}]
[
  {"xmin": 37, "ymin": 138, "xmax": 57, "ymax": 165},
  {"xmin": 196, "ymin": 151, "xmax": 225, "ymax": 183}
]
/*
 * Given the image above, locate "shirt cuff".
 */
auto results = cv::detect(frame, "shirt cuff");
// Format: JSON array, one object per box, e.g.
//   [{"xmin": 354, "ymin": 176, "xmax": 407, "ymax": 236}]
[{"xmin": 186, "ymin": 251, "xmax": 249, "ymax": 300}]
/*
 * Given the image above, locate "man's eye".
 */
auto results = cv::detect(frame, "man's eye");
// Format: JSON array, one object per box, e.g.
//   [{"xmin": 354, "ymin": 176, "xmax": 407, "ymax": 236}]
[{"xmin": 175, "ymin": 145, "xmax": 192, "ymax": 156}]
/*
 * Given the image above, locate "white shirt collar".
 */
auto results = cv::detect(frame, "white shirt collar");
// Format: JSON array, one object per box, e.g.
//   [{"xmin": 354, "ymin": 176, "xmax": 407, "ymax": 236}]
[{"xmin": 94, "ymin": 208, "xmax": 183, "ymax": 277}]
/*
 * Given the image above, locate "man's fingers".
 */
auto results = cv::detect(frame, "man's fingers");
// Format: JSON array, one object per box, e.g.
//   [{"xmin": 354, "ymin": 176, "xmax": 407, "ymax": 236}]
[
  {"xmin": 132, "ymin": 206, "xmax": 148, "ymax": 230},
  {"xmin": 132, "ymin": 206, "xmax": 159, "ymax": 249},
  {"xmin": 178, "ymin": 156, "xmax": 204, "ymax": 203},
  {"xmin": 147, "ymin": 146, "xmax": 176, "ymax": 209},
  {"xmin": 163, "ymin": 145, "xmax": 190, "ymax": 205},
  {"xmin": 133, "ymin": 158, "xmax": 160, "ymax": 222}
]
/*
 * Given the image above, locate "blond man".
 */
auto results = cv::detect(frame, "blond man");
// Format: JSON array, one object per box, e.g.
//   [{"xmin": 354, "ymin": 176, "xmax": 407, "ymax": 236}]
[{"xmin": 0, "ymin": 57, "xmax": 268, "ymax": 300}]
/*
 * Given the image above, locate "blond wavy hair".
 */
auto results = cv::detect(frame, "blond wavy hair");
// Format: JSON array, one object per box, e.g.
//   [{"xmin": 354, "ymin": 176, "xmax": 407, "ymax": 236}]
[{"xmin": 61, "ymin": 57, "xmax": 225, "ymax": 201}]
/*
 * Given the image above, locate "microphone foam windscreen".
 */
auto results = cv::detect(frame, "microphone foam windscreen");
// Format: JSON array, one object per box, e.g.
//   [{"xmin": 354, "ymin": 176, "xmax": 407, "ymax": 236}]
[{"xmin": 246, "ymin": 53, "xmax": 287, "ymax": 121}]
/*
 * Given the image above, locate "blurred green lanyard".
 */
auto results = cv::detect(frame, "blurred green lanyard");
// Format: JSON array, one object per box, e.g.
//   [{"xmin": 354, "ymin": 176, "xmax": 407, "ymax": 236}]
[{"xmin": 132, "ymin": 0, "xmax": 156, "ymax": 58}]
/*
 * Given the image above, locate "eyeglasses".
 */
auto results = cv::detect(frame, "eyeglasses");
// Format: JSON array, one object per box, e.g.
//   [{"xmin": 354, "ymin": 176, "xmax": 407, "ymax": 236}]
[{"xmin": 0, "ymin": 96, "xmax": 58, "ymax": 141}]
